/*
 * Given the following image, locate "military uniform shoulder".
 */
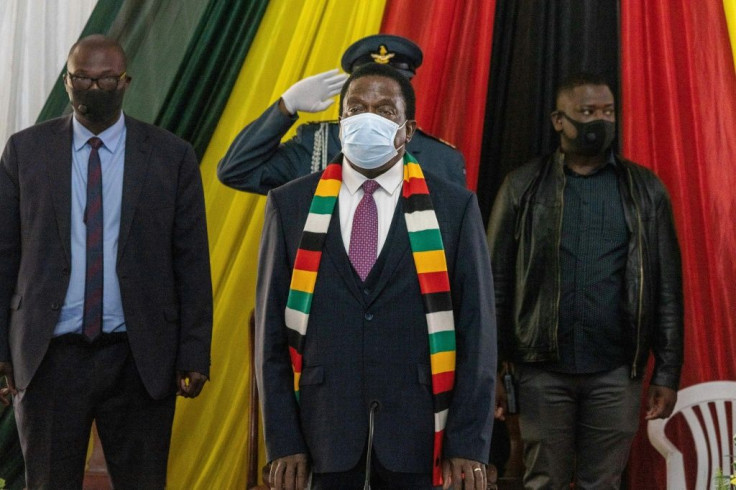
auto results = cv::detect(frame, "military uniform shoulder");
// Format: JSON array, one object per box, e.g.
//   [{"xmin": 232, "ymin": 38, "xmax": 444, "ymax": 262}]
[{"xmin": 415, "ymin": 127, "xmax": 458, "ymax": 149}]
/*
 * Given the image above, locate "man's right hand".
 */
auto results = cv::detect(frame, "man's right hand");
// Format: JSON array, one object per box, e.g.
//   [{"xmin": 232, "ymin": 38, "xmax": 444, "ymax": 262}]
[
  {"xmin": 280, "ymin": 69, "xmax": 349, "ymax": 115},
  {"xmin": 495, "ymin": 361, "xmax": 515, "ymax": 420},
  {"xmin": 0, "ymin": 362, "xmax": 17, "ymax": 406},
  {"xmin": 269, "ymin": 452, "xmax": 309, "ymax": 490}
]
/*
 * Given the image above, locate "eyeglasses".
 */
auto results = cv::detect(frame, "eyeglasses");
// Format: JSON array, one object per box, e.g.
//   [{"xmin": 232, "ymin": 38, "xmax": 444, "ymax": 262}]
[{"xmin": 65, "ymin": 71, "xmax": 128, "ymax": 91}]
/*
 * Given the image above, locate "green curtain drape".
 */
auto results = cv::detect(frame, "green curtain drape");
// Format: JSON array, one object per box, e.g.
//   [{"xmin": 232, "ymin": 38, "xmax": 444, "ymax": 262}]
[
  {"xmin": 35, "ymin": 0, "xmax": 127, "ymax": 123},
  {"xmin": 154, "ymin": 0, "xmax": 270, "ymax": 159},
  {"xmin": 110, "ymin": 0, "xmax": 211, "ymax": 122}
]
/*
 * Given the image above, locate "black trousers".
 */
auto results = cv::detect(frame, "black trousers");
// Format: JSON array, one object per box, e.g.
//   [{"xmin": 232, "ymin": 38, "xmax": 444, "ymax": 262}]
[
  {"xmin": 311, "ymin": 450, "xmax": 435, "ymax": 490},
  {"xmin": 13, "ymin": 334, "xmax": 176, "ymax": 490}
]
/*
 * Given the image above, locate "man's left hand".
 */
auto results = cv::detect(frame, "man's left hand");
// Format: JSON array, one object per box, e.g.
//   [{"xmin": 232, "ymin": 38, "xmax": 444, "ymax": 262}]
[
  {"xmin": 176, "ymin": 371, "xmax": 208, "ymax": 398},
  {"xmin": 441, "ymin": 457, "xmax": 486, "ymax": 490},
  {"xmin": 645, "ymin": 384, "xmax": 677, "ymax": 420}
]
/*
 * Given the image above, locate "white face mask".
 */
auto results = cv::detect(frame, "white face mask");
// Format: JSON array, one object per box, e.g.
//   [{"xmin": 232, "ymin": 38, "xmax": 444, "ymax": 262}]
[{"xmin": 339, "ymin": 112, "xmax": 406, "ymax": 170}]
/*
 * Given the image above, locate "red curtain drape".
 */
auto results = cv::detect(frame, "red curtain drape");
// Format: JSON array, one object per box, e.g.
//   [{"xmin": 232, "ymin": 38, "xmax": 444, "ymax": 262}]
[
  {"xmin": 621, "ymin": 1, "xmax": 736, "ymax": 487},
  {"xmin": 380, "ymin": 0, "xmax": 496, "ymax": 190}
]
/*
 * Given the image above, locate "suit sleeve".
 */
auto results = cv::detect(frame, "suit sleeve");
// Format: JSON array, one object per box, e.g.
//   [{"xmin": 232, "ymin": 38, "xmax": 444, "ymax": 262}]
[
  {"xmin": 173, "ymin": 143, "xmax": 213, "ymax": 376},
  {"xmin": 217, "ymin": 100, "xmax": 313, "ymax": 195},
  {"xmin": 255, "ymin": 192, "xmax": 308, "ymax": 461},
  {"xmin": 443, "ymin": 193, "xmax": 497, "ymax": 463},
  {"xmin": 0, "ymin": 137, "xmax": 21, "ymax": 362},
  {"xmin": 486, "ymin": 176, "xmax": 518, "ymax": 362}
]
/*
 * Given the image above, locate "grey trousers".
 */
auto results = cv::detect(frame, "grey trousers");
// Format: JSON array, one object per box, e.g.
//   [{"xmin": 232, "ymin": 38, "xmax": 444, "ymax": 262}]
[{"xmin": 516, "ymin": 364, "xmax": 642, "ymax": 490}]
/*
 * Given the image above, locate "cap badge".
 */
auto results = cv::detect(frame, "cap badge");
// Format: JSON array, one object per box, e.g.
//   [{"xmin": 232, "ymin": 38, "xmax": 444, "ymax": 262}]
[{"xmin": 371, "ymin": 45, "xmax": 395, "ymax": 64}]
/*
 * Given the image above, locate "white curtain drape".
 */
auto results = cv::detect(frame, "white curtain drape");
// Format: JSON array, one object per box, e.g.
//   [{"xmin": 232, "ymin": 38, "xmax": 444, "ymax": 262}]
[{"xmin": 0, "ymin": 0, "xmax": 98, "ymax": 145}]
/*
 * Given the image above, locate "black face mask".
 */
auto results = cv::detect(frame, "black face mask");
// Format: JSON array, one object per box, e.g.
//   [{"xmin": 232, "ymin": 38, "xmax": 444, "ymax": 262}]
[
  {"xmin": 559, "ymin": 112, "xmax": 615, "ymax": 156},
  {"xmin": 70, "ymin": 88, "xmax": 124, "ymax": 124}
]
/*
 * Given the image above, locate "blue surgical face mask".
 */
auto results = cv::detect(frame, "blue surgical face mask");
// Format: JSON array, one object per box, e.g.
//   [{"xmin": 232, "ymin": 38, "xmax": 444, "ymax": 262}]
[{"xmin": 339, "ymin": 112, "xmax": 406, "ymax": 170}]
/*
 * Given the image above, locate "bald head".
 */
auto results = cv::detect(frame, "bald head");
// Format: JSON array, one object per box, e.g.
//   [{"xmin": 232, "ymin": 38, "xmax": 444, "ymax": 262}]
[{"xmin": 68, "ymin": 35, "xmax": 127, "ymax": 69}]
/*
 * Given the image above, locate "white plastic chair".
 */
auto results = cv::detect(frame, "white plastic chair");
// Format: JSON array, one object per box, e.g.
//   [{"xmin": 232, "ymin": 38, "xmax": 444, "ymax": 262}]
[{"xmin": 648, "ymin": 381, "xmax": 736, "ymax": 490}]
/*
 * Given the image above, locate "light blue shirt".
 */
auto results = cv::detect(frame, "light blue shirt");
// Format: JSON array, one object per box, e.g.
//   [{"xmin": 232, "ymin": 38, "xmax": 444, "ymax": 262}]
[{"xmin": 54, "ymin": 113, "xmax": 127, "ymax": 336}]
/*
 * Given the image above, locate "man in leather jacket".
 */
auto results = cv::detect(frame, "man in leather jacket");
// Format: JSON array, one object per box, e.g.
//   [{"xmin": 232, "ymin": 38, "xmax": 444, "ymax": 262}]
[{"xmin": 487, "ymin": 72, "xmax": 683, "ymax": 489}]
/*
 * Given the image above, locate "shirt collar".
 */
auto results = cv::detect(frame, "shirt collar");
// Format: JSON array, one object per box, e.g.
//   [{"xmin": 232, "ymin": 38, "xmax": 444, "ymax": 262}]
[
  {"xmin": 558, "ymin": 148, "xmax": 617, "ymax": 175},
  {"xmin": 72, "ymin": 112, "xmax": 126, "ymax": 152},
  {"xmin": 342, "ymin": 156, "xmax": 404, "ymax": 196}
]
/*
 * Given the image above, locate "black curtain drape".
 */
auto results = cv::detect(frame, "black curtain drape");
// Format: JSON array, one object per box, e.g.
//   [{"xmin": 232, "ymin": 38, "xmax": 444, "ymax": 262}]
[{"xmin": 476, "ymin": 0, "xmax": 620, "ymax": 224}]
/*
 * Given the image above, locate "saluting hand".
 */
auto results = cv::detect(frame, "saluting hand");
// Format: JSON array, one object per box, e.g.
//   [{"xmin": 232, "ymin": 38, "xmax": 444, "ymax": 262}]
[{"xmin": 280, "ymin": 69, "xmax": 348, "ymax": 115}]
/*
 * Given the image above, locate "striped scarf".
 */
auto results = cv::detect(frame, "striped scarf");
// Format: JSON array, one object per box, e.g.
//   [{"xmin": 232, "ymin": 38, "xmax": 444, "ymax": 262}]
[{"xmin": 285, "ymin": 153, "xmax": 456, "ymax": 486}]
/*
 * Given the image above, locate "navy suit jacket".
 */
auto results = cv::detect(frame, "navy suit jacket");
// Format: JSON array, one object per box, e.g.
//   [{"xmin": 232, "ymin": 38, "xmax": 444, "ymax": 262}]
[
  {"xmin": 0, "ymin": 115, "xmax": 212, "ymax": 399},
  {"xmin": 255, "ymin": 161, "xmax": 496, "ymax": 474}
]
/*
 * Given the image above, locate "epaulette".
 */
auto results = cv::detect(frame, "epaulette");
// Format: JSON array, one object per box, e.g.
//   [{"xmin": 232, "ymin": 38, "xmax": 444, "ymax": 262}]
[{"xmin": 416, "ymin": 127, "xmax": 458, "ymax": 149}]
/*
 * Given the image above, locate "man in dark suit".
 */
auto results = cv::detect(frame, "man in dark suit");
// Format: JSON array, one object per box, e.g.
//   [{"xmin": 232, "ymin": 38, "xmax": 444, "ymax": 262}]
[
  {"xmin": 217, "ymin": 34, "xmax": 467, "ymax": 195},
  {"xmin": 256, "ymin": 62, "xmax": 495, "ymax": 490},
  {"xmin": 0, "ymin": 35, "xmax": 212, "ymax": 489}
]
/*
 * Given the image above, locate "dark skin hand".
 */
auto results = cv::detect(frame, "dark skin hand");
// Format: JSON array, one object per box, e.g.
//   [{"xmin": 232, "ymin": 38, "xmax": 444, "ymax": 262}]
[
  {"xmin": 269, "ymin": 452, "xmax": 309, "ymax": 490},
  {"xmin": 176, "ymin": 371, "xmax": 208, "ymax": 398},
  {"xmin": 0, "ymin": 362, "xmax": 17, "ymax": 406},
  {"xmin": 645, "ymin": 385, "xmax": 677, "ymax": 420},
  {"xmin": 442, "ymin": 457, "xmax": 487, "ymax": 490}
]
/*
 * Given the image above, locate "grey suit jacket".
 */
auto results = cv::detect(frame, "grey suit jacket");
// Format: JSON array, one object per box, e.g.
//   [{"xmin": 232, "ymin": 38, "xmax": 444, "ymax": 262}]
[
  {"xmin": 0, "ymin": 114, "xmax": 212, "ymax": 399},
  {"xmin": 255, "ymin": 163, "xmax": 496, "ymax": 474}
]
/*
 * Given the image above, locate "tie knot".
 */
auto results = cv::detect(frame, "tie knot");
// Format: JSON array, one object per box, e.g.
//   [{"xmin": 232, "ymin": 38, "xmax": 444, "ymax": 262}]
[
  {"xmin": 362, "ymin": 180, "xmax": 380, "ymax": 196},
  {"xmin": 88, "ymin": 137, "xmax": 103, "ymax": 150}
]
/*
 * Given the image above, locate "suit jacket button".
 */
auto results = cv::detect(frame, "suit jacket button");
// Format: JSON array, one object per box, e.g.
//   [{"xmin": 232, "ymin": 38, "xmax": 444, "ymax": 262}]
[
  {"xmin": 51, "ymin": 302, "xmax": 60, "ymax": 310},
  {"xmin": 364, "ymin": 312, "xmax": 373, "ymax": 321}
]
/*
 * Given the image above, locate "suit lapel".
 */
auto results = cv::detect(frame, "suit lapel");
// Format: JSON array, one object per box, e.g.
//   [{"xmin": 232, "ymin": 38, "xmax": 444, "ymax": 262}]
[
  {"xmin": 117, "ymin": 116, "xmax": 151, "ymax": 262},
  {"xmin": 45, "ymin": 116, "xmax": 74, "ymax": 265},
  {"xmin": 322, "ymin": 204, "xmax": 363, "ymax": 304}
]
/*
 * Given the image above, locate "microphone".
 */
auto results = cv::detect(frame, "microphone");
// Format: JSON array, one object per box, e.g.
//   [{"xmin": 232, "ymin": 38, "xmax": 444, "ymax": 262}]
[
  {"xmin": 363, "ymin": 400, "xmax": 381, "ymax": 490},
  {"xmin": 77, "ymin": 104, "xmax": 89, "ymax": 114}
]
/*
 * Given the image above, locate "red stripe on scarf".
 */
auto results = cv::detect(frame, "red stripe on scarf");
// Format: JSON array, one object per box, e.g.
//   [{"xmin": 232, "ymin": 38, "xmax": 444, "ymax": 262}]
[
  {"xmin": 433, "ymin": 430, "xmax": 445, "ymax": 484},
  {"xmin": 432, "ymin": 370, "xmax": 455, "ymax": 394},
  {"xmin": 322, "ymin": 163, "xmax": 342, "ymax": 180},
  {"xmin": 418, "ymin": 271, "xmax": 451, "ymax": 294},
  {"xmin": 294, "ymin": 249, "xmax": 322, "ymax": 272},
  {"xmin": 288, "ymin": 346, "xmax": 303, "ymax": 372},
  {"xmin": 402, "ymin": 176, "xmax": 430, "ymax": 197}
]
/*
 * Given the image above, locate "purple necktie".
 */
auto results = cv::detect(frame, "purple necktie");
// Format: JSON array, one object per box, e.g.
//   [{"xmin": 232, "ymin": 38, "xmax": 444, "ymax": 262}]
[
  {"xmin": 349, "ymin": 180, "xmax": 380, "ymax": 281},
  {"xmin": 83, "ymin": 137, "xmax": 104, "ymax": 341}
]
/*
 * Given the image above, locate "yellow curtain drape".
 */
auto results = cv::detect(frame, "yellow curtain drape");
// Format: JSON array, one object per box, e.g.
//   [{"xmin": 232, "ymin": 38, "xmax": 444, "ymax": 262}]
[
  {"xmin": 166, "ymin": 1, "xmax": 386, "ymax": 488},
  {"xmin": 725, "ymin": 0, "xmax": 736, "ymax": 72}
]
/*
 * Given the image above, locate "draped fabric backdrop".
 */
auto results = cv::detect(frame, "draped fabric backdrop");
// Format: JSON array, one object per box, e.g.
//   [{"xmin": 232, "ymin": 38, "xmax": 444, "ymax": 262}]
[
  {"xmin": 381, "ymin": 0, "xmax": 496, "ymax": 190},
  {"xmin": 475, "ymin": 0, "xmax": 620, "ymax": 223},
  {"xmin": 621, "ymin": 0, "xmax": 736, "ymax": 487},
  {"xmin": 0, "ymin": 0, "xmax": 99, "ymax": 145},
  {"xmin": 2, "ymin": 1, "xmax": 736, "ymax": 489}
]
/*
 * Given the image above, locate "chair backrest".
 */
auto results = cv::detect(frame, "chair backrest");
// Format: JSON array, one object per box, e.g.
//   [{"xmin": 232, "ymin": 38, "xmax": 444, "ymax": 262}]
[{"xmin": 648, "ymin": 381, "xmax": 736, "ymax": 490}]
